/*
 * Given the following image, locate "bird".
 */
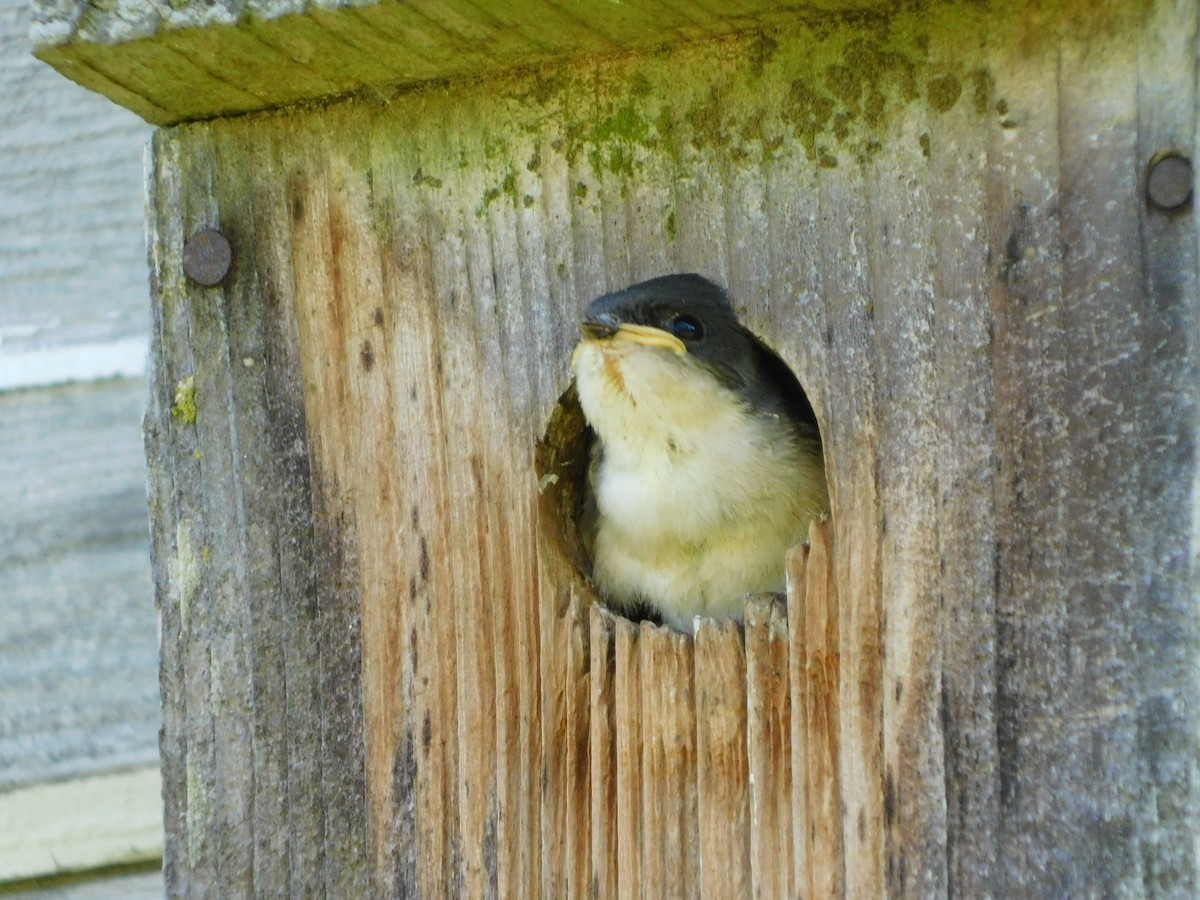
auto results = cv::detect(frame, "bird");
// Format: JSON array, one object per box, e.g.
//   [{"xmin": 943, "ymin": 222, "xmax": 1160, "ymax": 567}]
[{"xmin": 570, "ymin": 273, "xmax": 828, "ymax": 634}]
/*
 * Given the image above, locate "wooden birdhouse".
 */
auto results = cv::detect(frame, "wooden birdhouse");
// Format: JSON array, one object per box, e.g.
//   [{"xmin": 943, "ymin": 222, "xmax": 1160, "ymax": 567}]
[{"xmin": 33, "ymin": 0, "xmax": 1200, "ymax": 895}]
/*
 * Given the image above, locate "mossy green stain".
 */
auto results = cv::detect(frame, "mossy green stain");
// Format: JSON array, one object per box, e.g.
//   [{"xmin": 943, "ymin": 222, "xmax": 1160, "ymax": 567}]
[
  {"xmin": 787, "ymin": 79, "xmax": 835, "ymax": 155},
  {"xmin": 171, "ymin": 375, "xmax": 197, "ymax": 426},
  {"xmin": 927, "ymin": 74, "xmax": 962, "ymax": 112},
  {"xmin": 825, "ymin": 64, "xmax": 862, "ymax": 106},
  {"xmin": 969, "ymin": 68, "xmax": 994, "ymax": 116},
  {"xmin": 863, "ymin": 89, "xmax": 887, "ymax": 131},
  {"xmin": 749, "ymin": 32, "xmax": 780, "ymax": 78},
  {"xmin": 655, "ymin": 108, "xmax": 680, "ymax": 163},
  {"xmin": 478, "ymin": 168, "xmax": 519, "ymax": 214},
  {"xmin": 594, "ymin": 102, "xmax": 652, "ymax": 146},
  {"xmin": 480, "ymin": 186, "xmax": 502, "ymax": 209},
  {"xmin": 686, "ymin": 86, "xmax": 726, "ymax": 151},
  {"xmin": 412, "ymin": 167, "xmax": 443, "ymax": 189},
  {"xmin": 606, "ymin": 144, "xmax": 635, "ymax": 178},
  {"xmin": 665, "ymin": 210, "xmax": 677, "ymax": 241}
]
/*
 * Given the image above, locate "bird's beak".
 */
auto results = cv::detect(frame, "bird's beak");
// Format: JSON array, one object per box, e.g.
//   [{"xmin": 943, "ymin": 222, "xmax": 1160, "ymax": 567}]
[{"xmin": 579, "ymin": 315, "xmax": 686, "ymax": 354}]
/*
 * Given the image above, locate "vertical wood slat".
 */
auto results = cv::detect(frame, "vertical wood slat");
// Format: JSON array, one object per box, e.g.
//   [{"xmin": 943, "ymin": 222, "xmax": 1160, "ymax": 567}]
[
  {"xmin": 145, "ymin": 132, "xmax": 195, "ymax": 899},
  {"xmin": 867, "ymin": 96, "xmax": 947, "ymax": 895},
  {"xmin": 613, "ymin": 621, "xmax": 643, "ymax": 900},
  {"xmin": 789, "ymin": 523, "xmax": 844, "ymax": 899},
  {"xmin": 985, "ymin": 25, "xmax": 1071, "ymax": 896},
  {"xmin": 638, "ymin": 626, "xmax": 698, "ymax": 900},
  {"xmin": 295, "ymin": 139, "xmax": 400, "ymax": 896},
  {"xmin": 1057, "ymin": 18, "xmax": 1145, "ymax": 891},
  {"xmin": 279, "ymin": 132, "xmax": 375, "ymax": 898},
  {"xmin": 745, "ymin": 595, "xmax": 793, "ymax": 899},
  {"xmin": 363, "ymin": 132, "xmax": 445, "ymax": 897},
  {"xmin": 589, "ymin": 607, "xmax": 618, "ymax": 900},
  {"xmin": 926, "ymin": 11, "xmax": 1001, "ymax": 895},
  {"xmin": 817, "ymin": 157, "xmax": 886, "ymax": 899},
  {"xmin": 693, "ymin": 620, "xmax": 750, "ymax": 899},
  {"xmin": 212, "ymin": 125, "xmax": 303, "ymax": 897},
  {"xmin": 539, "ymin": 586, "xmax": 590, "ymax": 899},
  {"xmin": 1136, "ymin": 0, "xmax": 1200, "ymax": 891}
]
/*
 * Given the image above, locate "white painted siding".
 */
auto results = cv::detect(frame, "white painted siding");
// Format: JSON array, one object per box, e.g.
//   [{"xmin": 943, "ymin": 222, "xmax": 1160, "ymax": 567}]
[{"xmin": 0, "ymin": 1, "xmax": 161, "ymax": 889}]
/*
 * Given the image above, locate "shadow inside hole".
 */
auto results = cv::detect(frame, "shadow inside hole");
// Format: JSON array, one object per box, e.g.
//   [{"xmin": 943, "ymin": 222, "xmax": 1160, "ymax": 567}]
[
  {"xmin": 535, "ymin": 380, "xmax": 593, "ymax": 586},
  {"xmin": 535, "ymin": 381, "xmax": 664, "ymax": 626}
]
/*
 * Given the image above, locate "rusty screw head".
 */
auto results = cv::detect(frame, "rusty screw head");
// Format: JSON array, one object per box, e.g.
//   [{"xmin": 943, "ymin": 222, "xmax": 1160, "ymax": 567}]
[
  {"xmin": 183, "ymin": 229, "xmax": 233, "ymax": 286},
  {"xmin": 1147, "ymin": 154, "xmax": 1193, "ymax": 211}
]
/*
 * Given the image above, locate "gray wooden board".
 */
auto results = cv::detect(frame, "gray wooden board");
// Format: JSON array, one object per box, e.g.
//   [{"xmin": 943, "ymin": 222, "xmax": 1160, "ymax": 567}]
[
  {"xmin": 0, "ymin": 378, "xmax": 158, "ymax": 788},
  {"xmin": 1, "ymin": 1, "xmax": 151, "ymax": 357}
]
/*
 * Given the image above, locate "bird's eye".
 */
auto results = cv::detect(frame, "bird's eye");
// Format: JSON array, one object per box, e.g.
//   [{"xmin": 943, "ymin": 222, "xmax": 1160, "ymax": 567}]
[{"xmin": 670, "ymin": 314, "xmax": 705, "ymax": 342}]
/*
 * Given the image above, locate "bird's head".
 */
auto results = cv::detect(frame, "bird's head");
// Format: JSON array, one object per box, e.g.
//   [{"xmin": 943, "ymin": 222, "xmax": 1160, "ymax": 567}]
[
  {"xmin": 573, "ymin": 273, "xmax": 741, "ymax": 374},
  {"xmin": 570, "ymin": 274, "xmax": 815, "ymax": 438}
]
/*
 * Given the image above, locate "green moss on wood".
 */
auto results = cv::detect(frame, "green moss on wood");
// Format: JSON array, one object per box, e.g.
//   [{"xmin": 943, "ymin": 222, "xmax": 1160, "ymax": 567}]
[
  {"xmin": 171, "ymin": 375, "xmax": 197, "ymax": 425},
  {"xmin": 927, "ymin": 73, "xmax": 962, "ymax": 112}
]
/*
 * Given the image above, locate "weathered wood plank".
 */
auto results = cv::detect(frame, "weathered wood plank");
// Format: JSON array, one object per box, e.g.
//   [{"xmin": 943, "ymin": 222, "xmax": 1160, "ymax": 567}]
[
  {"xmin": 984, "ymin": 21, "xmax": 1073, "ymax": 896},
  {"xmin": 253, "ymin": 124, "xmax": 338, "ymax": 899},
  {"xmin": 612, "ymin": 621, "xmax": 643, "ymax": 900},
  {"xmin": 866, "ymin": 86, "xmax": 947, "ymax": 895},
  {"xmin": 637, "ymin": 625, "xmax": 698, "ymax": 900},
  {"xmin": 1, "ymin": 3, "xmax": 150, "ymax": 371},
  {"xmin": 146, "ymin": 130, "xmax": 215, "ymax": 899},
  {"xmin": 210, "ymin": 124, "xmax": 301, "ymax": 897},
  {"xmin": 817, "ymin": 148, "xmax": 886, "ymax": 899},
  {"xmin": 788, "ymin": 523, "xmax": 844, "ymax": 899},
  {"xmin": 1135, "ymin": 0, "xmax": 1200, "ymax": 893},
  {"xmin": 693, "ymin": 620, "xmax": 750, "ymax": 899},
  {"xmin": 280, "ymin": 130, "xmax": 374, "ymax": 899},
  {"xmin": 745, "ymin": 595, "xmax": 793, "ymax": 899},
  {"xmin": 927, "ymin": 12, "xmax": 1001, "ymax": 896},
  {"xmin": 588, "ymin": 607, "xmax": 619, "ymax": 900},
  {"xmin": 31, "ymin": 0, "xmax": 895, "ymax": 125},
  {"xmin": 1056, "ymin": 18, "xmax": 1146, "ymax": 892}
]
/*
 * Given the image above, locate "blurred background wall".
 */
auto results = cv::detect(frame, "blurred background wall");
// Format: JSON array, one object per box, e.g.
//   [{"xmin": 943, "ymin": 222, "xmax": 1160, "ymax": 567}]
[{"xmin": 1, "ymin": 2, "xmax": 164, "ymax": 895}]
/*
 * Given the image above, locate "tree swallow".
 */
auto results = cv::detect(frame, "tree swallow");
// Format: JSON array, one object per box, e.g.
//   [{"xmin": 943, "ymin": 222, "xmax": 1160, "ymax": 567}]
[{"xmin": 571, "ymin": 274, "xmax": 828, "ymax": 633}]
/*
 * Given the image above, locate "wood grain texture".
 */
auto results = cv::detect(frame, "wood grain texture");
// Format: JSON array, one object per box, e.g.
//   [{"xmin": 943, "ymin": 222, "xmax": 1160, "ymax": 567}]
[
  {"xmin": 693, "ymin": 620, "xmax": 749, "ymax": 899},
  {"xmin": 745, "ymin": 595, "xmax": 793, "ymax": 899},
  {"xmin": 144, "ymin": 2, "xmax": 1200, "ymax": 896},
  {"xmin": 32, "ymin": 0, "xmax": 893, "ymax": 126},
  {"xmin": 788, "ymin": 525, "xmax": 844, "ymax": 900}
]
